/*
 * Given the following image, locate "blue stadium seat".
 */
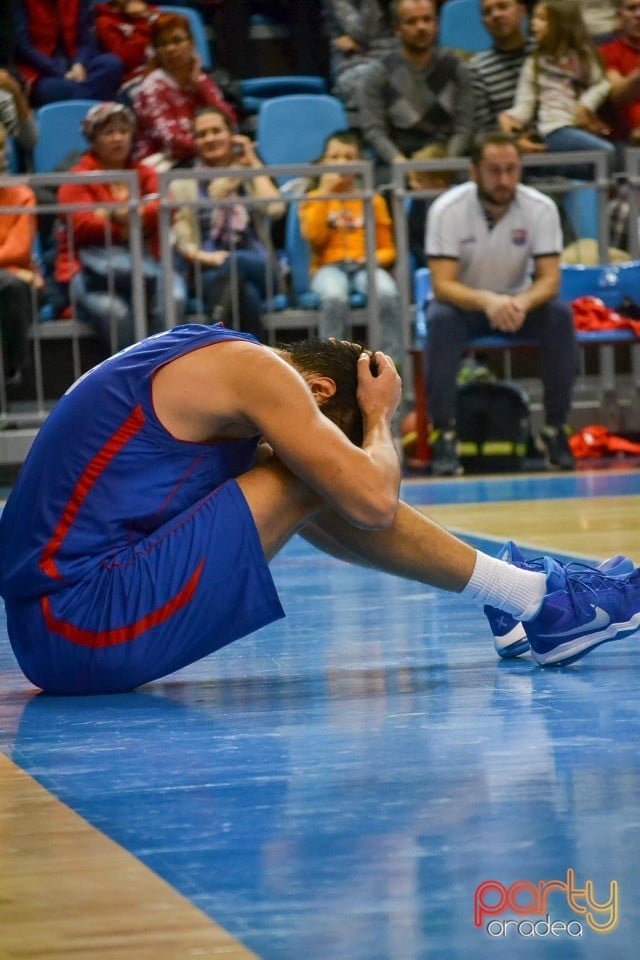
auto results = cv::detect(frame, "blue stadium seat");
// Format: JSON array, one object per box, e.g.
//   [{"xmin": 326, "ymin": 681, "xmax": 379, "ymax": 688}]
[
  {"xmin": 158, "ymin": 4, "xmax": 213, "ymax": 70},
  {"xmin": 439, "ymin": 0, "xmax": 493, "ymax": 54},
  {"xmin": 560, "ymin": 260, "xmax": 640, "ymax": 312},
  {"xmin": 413, "ymin": 260, "xmax": 640, "ymax": 334},
  {"xmin": 240, "ymin": 75, "xmax": 328, "ymax": 114},
  {"xmin": 415, "ymin": 263, "xmax": 640, "ymax": 346},
  {"xmin": 256, "ymin": 94, "xmax": 348, "ymax": 168},
  {"xmin": 33, "ymin": 100, "xmax": 100, "ymax": 173}
]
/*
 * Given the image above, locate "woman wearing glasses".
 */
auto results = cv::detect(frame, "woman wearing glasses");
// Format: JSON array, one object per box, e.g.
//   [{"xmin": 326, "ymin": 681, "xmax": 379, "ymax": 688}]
[{"xmin": 132, "ymin": 12, "xmax": 236, "ymax": 169}]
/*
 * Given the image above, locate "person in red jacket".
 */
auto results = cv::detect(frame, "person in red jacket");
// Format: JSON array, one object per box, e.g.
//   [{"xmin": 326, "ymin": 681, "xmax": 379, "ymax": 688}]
[
  {"xmin": 54, "ymin": 101, "xmax": 185, "ymax": 351},
  {"xmin": 132, "ymin": 12, "xmax": 236, "ymax": 168},
  {"xmin": 94, "ymin": 0, "xmax": 161, "ymax": 103},
  {"xmin": 600, "ymin": 0, "xmax": 640, "ymax": 143},
  {"xmin": 95, "ymin": 0, "xmax": 160, "ymax": 82},
  {"xmin": 14, "ymin": 0, "xmax": 123, "ymax": 106}
]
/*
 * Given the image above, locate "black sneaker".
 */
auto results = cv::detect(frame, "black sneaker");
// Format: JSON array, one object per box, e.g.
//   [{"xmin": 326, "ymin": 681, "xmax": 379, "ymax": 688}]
[
  {"xmin": 538, "ymin": 425, "xmax": 575, "ymax": 471},
  {"xmin": 430, "ymin": 429, "xmax": 463, "ymax": 477}
]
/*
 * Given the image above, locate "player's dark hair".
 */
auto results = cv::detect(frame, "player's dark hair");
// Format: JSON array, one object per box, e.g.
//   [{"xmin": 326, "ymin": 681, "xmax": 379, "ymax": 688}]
[{"xmin": 277, "ymin": 338, "xmax": 367, "ymax": 446}]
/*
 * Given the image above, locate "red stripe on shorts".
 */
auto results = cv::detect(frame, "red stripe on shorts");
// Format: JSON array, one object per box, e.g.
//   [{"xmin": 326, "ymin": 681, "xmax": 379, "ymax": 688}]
[{"xmin": 40, "ymin": 559, "xmax": 205, "ymax": 648}]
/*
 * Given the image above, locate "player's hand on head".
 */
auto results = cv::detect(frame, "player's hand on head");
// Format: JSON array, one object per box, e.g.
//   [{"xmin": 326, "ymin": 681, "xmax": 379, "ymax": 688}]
[{"xmin": 356, "ymin": 351, "xmax": 402, "ymax": 423}]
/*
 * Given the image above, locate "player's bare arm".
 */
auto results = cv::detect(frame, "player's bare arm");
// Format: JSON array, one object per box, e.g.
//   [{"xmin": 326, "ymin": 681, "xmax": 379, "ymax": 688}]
[{"xmin": 152, "ymin": 340, "xmax": 403, "ymax": 530}]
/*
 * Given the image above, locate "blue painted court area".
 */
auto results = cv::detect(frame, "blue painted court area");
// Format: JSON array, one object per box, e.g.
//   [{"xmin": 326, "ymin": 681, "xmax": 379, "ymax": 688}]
[
  {"xmin": 1, "ymin": 474, "xmax": 639, "ymax": 959},
  {"xmin": 402, "ymin": 467, "xmax": 640, "ymax": 506}
]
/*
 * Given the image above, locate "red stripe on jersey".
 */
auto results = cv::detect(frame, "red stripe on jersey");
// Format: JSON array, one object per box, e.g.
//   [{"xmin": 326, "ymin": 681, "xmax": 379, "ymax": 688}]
[
  {"xmin": 40, "ymin": 558, "xmax": 205, "ymax": 648},
  {"xmin": 39, "ymin": 405, "xmax": 147, "ymax": 581}
]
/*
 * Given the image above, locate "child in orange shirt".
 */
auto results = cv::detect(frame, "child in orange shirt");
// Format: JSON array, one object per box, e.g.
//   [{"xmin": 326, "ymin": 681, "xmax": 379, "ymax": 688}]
[{"xmin": 299, "ymin": 129, "xmax": 401, "ymax": 364}]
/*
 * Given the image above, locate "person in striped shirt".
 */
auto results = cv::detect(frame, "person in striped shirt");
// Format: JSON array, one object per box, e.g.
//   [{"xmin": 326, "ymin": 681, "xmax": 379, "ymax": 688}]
[{"xmin": 469, "ymin": 0, "xmax": 544, "ymax": 154}]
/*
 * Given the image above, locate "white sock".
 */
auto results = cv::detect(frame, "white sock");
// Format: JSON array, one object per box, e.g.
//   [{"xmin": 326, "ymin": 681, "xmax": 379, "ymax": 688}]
[{"xmin": 461, "ymin": 550, "xmax": 546, "ymax": 620}]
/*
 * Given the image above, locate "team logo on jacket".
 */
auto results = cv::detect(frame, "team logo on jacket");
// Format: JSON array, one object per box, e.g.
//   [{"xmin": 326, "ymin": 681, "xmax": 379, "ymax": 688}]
[{"xmin": 511, "ymin": 229, "xmax": 528, "ymax": 246}]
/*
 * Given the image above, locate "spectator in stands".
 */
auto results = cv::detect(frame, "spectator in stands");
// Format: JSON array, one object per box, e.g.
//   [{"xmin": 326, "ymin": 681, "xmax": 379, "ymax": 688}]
[
  {"xmin": 357, "ymin": 0, "xmax": 474, "ymax": 179},
  {"xmin": 583, "ymin": 0, "xmax": 619, "ymax": 42},
  {"xmin": 94, "ymin": 0, "xmax": 161, "ymax": 104},
  {"xmin": 14, "ymin": 0, "xmax": 123, "ymax": 106},
  {"xmin": 499, "ymin": 0, "xmax": 616, "ymax": 169},
  {"xmin": 406, "ymin": 142, "xmax": 456, "ymax": 269},
  {"xmin": 265, "ymin": 0, "xmax": 330, "ymax": 78},
  {"xmin": 327, "ymin": 0, "xmax": 399, "ymax": 126},
  {"xmin": 132, "ymin": 11, "xmax": 236, "ymax": 169},
  {"xmin": 424, "ymin": 132, "xmax": 576, "ymax": 476},
  {"xmin": 0, "ymin": 69, "xmax": 38, "ymax": 165},
  {"xmin": 0, "ymin": 0, "xmax": 18, "ymax": 69},
  {"xmin": 600, "ymin": 0, "xmax": 640, "ymax": 144},
  {"xmin": 469, "ymin": 0, "xmax": 544, "ymax": 153},
  {"xmin": 197, "ymin": 0, "xmax": 255, "ymax": 81},
  {"xmin": 299, "ymin": 129, "xmax": 403, "ymax": 364},
  {"xmin": 198, "ymin": 0, "xmax": 330, "ymax": 80},
  {"xmin": 171, "ymin": 105, "xmax": 285, "ymax": 339},
  {"xmin": 0, "ymin": 123, "xmax": 43, "ymax": 387},
  {"xmin": 55, "ymin": 102, "xmax": 185, "ymax": 352}
]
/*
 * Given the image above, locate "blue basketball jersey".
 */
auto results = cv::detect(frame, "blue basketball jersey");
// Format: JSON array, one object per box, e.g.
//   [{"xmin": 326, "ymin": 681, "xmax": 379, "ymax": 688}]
[{"xmin": 0, "ymin": 324, "xmax": 261, "ymax": 599}]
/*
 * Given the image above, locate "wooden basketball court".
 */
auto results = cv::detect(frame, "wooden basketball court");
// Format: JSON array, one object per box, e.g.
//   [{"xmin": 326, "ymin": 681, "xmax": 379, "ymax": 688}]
[{"xmin": 1, "ymin": 467, "xmax": 639, "ymax": 959}]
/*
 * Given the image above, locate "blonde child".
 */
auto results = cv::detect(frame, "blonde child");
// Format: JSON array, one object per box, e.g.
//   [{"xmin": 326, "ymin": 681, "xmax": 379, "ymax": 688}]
[
  {"xmin": 499, "ymin": 0, "xmax": 615, "ymax": 166},
  {"xmin": 407, "ymin": 143, "xmax": 456, "ymax": 270}
]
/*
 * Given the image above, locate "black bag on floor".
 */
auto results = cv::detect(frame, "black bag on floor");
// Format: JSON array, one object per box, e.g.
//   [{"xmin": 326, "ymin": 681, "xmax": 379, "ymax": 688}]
[{"xmin": 456, "ymin": 380, "xmax": 533, "ymax": 473}]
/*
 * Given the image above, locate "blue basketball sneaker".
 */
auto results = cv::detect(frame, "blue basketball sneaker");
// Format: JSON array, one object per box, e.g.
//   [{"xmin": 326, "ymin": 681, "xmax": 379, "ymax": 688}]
[
  {"xmin": 485, "ymin": 542, "xmax": 634, "ymax": 659},
  {"xmin": 526, "ymin": 558, "xmax": 640, "ymax": 666}
]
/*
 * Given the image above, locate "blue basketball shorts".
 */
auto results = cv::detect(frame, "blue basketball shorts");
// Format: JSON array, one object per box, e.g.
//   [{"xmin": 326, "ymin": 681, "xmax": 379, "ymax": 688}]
[{"xmin": 4, "ymin": 480, "xmax": 285, "ymax": 695}]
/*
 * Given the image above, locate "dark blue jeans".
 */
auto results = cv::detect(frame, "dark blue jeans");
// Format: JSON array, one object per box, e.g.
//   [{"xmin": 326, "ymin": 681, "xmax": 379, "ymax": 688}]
[
  {"xmin": 199, "ymin": 250, "xmax": 278, "ymax": 339},
  {"xmin": 425, "ymin": 299, "xmax": 577, "ymax": 431},
  {"xmin": 0, "ymin": 269, "xmax": 32, "ymax": 376},
  {"xmin": 32, "ymin": 54, "xmax": 123, "ymax": 106}
]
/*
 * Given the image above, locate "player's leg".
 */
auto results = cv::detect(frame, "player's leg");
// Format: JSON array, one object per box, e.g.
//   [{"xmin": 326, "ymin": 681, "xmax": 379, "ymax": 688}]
[
  {"xmin": 235, "ymin": 456, "xmax": 479, "ymax": 593},
  {"xmin": 302, "ymin": 501, "xmax": 476, "ymax": 591},
  {"xmin": 235, "ymin": 451, "xmax": 640, "ymax": 668},
  {"xmin": 235, "ymin": 457, "xmax": 548, "ymax": 623},
  {"xmin": 234, "ymin": 456, "xmax": 325, "ymax": 561},
  {"xmin": 301, "ymin": 500, "xmax": 547, "ymax": 623},
  {"xmin": 302, "ymin": 503, "xmax": 640, "ymax": 668}
]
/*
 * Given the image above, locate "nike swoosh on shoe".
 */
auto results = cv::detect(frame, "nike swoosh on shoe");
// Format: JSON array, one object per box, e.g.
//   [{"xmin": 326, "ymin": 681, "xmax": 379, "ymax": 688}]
[{"xmin": 537, "ymin": 606, "xmax": 611, "ymax": 640}]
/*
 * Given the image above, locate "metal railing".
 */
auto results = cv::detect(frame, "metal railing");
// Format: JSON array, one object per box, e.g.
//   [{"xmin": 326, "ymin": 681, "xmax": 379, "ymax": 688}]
[
  {"xmin": 1, "ymin": 149, "xmax": 639, "ymax": 464},
  {"xmin": 157, "ymin": 160, "xmax": 383, "ymax": 347},
  {"xmin": 623, "ymin": 147, "xmax": 640, "ymax": 260},
  {"xmin": 389, "ymin": 150, "xmax": 619, "ymax": 405},
  {"xmin": 0, "ymin": 169, "xmax": 145, "ymax": 439},
  {"xmin": 390, "ymin": 150, "xmax": 612, "ymax": 355}
]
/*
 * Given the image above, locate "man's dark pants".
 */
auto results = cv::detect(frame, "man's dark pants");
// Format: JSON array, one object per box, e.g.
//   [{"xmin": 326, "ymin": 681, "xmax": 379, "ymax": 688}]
[{"xmin": 425, "ymin": 299, "xmax": 577, "ymax": 430}]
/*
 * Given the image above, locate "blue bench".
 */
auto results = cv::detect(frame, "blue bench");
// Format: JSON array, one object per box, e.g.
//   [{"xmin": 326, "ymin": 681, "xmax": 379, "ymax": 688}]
[{"xmin": 410, "ymin": 263, "xmax": 640, "ymax": 464}]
